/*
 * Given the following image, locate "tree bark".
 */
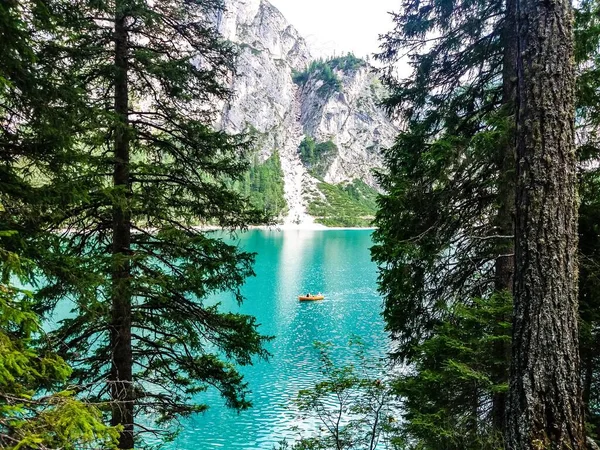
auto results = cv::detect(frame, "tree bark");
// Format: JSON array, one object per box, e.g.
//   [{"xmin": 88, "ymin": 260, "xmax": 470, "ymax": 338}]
[
  {"xmin": 490, "ymin": 0, "xmax": 518, "ymax": 432},
  {"xmin": 111, "ymin": 5, "xmax": 134, "ymax": 449},
  {"xmin": 506, "ymin": 0, "xmax": 585, "ymax": 448}
]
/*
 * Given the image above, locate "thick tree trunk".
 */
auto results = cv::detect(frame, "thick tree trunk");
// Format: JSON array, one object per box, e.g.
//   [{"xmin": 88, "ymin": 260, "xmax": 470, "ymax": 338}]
[
  {"xmin": 111, "ymin": 6, "xmax": 134, "ymax": 449},
  {"xmin": 506, "ymin": 0, "xmax": 585, "ymax": 448},
  {"xmin": 582, "ymin": 351, "xmax": 592, "ymax": 415},
  {"xmin": 490, "ymin": 0, "xmax": 518, "ymax": 432}
]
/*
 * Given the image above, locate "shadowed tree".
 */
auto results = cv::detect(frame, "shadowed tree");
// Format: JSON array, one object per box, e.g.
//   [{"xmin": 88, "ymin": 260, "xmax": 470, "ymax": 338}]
[
  {"xmin": 506, "ymin": 0, "xmax": 586, "ymax": 447},
  {"xmin": 2, "ymin": 0, "xmax": 272, "ymax": 448},
  {"xmin": 373, "ymin": 0, "xmax": 600, "ymax": 447},
  {"xmin": 372, "ymin": 0, "xmax": 517, "ymax": 445}
]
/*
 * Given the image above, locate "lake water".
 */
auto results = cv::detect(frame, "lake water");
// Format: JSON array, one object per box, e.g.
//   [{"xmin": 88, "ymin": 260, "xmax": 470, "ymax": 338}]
[{"xmin": 168, "ymin": 229, "xmax": 386, "ymax": 449}]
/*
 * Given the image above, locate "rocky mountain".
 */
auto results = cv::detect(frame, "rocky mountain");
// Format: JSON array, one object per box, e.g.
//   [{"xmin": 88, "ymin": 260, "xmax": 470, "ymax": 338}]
[{"xmin": 217, "ymin": 0, "xmax": 398, "ymax": 226}]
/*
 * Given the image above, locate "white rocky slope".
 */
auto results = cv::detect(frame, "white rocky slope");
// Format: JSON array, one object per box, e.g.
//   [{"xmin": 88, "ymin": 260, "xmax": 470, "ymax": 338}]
[
  {"xmin": 217, "ymin": 0, "xmax": 398, "ymax": 224},
  {"xmin": 298, "ymin": 64, "xmax": 398, "ymax": 187}
]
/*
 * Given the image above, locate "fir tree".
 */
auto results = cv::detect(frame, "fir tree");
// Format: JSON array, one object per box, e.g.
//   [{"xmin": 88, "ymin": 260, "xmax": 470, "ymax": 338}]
[
  {"xmin": 373, "ymin": 0, "xmax": 513, "ymax": 358},
  {"xmin": 0, "ymin": 230, "xmax": 119, "ymax": 449},
  {"xmin": 372, "ymin": 0, "xmax": 516, "ymax": 443},
  {"xmin": 1, "ymin": 2, "xmax": 122, "ymax": 447},
  {"xmin": 506, "ymin": 0, "xmax": 584, "ymax": 446},
  {"xmin": 578, "ymin": 166, "xmax": 600, "ymax": 439},
  {"xmin": 2, "ymin": 0, "xmax": 272, "ymax": 448},
  {"xmin": 373, "ymin": 0, "xmax": 600, "ymax": 447},
  {"xmin": 394, "ymin": 294, "xmax": 511, "ymax": 450},
  {"xmin": 576, "ymin": 6, "xmax": 600, "ymax": 431}
]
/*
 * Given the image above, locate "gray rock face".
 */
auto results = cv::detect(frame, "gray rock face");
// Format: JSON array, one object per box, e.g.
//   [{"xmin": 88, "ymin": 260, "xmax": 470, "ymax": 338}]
[
  {"xmin": 219, "ymin": 1, "xmax": 309, "ymax": 144},
  {"xmin": 298, "ymin": 64, "xmax": 397, "ymax": 187},
  {"xmin": 217, "ymin": 0, "xmax": 397, "ymax": 223}
]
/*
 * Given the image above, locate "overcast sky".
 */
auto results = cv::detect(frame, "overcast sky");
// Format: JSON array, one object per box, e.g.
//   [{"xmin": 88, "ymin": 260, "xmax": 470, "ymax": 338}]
[{"xmin": 268, "ymin": 0, "xmax": 402, "ymax": 59}]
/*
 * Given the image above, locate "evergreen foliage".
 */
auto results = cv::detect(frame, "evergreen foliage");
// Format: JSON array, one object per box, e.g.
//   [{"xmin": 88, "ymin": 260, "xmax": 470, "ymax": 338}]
[
  {"xmin": 395, "ymin": 294, "xmax": 511, "ymax": 450},
  {"xmin": 1, "ymin": 0, "xmax": 272, "ymax": 447},
  {"xmin": 578, "ymin": 155, "xmax": 600, "ymax": 439},
  {"xmin": 292, "ymin": 54, "xmax": 366, "ymax": 96},
  {"xmin": 373, "ymin": 0, "xmax": 509, "ymax": 358},
  {"xmin": 0, "ymin": 5, "xmax": 119, "ymax": 448},
  {"xmin": 372, "ymin": 0, "xmax": 600, "ymax": 447},
  {"xmin": 327, "ymin": 54, "xmax": 367, "ymax": 72},
  {"xmin": 234, "ymin": 152, "xmax": 287, "ymax": 218},
  {"xmin": 298, "ymin": 137, "xmax": 338, "ymax": 178},
  {"xmin": 293, "ymin": 61, "xmax": 342, "ymax": 95},
  {"xmin": 0, "ymin": 229, "xmax": 119, "ymax": 449},
  {"xmin": 297, "ymin": 133, "xmax": 377, "ymax": 227}
]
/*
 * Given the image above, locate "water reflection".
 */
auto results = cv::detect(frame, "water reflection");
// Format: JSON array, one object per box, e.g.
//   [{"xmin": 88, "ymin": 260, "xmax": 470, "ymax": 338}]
[{"xmin": 169, "ymin": 229, "xmax": 385, "ymax": 449}]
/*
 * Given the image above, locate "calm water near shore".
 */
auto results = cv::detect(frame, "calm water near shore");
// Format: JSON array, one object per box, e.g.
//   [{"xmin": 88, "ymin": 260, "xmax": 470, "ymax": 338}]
[{"xmin": 168, "ymin": 229, "xmax": 386, "ymax": 449}]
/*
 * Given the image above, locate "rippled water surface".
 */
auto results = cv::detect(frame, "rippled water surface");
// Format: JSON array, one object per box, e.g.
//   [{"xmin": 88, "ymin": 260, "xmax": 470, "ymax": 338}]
[{"xmin": 168, "ymin": 229, "xmax": 386, "ymax": 449}]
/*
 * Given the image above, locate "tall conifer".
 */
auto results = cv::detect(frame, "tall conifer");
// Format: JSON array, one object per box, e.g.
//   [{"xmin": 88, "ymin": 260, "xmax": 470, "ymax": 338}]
[
  {"xmin": 374, "ymin": 0, "xmax": 600, "ymax": 447},
  {"xmin": 4, "ymin": 0, "xmax": 271, "ymax": 447},
  {"xmin": 1, "ymin": 3, "xmax": 118, "ymax": 447},
  {"xmin": 506, "ymin": 0, "xmax": 585, "ymax": 447},
  {"xmin": 372, "ymin": 0, "xmax": 515, "ymax": 444}
]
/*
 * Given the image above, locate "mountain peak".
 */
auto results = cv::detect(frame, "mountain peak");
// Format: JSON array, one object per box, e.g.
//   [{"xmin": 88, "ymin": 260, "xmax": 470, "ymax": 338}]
[{"xmin": 218, "ymin": 0, "xmax": 396, "ymax": 226}]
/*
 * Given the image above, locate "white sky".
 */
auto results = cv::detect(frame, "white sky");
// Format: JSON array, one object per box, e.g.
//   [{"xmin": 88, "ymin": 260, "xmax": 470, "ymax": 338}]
[{"xmin": 268, "ymin": 0, "xmax": 402, "ymax": 59}]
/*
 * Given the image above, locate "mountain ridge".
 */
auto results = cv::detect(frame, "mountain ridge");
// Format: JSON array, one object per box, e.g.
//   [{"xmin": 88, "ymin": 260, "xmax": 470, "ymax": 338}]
[{"xmin": 218, "ymin": 0, "xmax": 397, "ymax": 226}]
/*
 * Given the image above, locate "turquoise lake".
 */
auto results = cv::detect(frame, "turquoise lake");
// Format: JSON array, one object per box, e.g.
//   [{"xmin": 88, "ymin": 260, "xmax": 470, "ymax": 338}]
[{"xmin": 168, "ymin": 229, "xmax": 386, "ymax": 449}]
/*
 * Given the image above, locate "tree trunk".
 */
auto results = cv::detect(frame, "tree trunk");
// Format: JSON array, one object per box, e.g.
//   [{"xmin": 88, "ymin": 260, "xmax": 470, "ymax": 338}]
[
  {"xmin": 490, "ymin": 0, "xmax": 518, "ymax": 432},
  {"xmin": 582, "ymin": 350, "xmax": 592, "ymax": 417},
  {"xmin": 506, "ymin": 0, "xmax": 585, "ymax": 448},
  {"xmin": 111, "ymin": 5, "xmax": 134, "ymax": 449}
]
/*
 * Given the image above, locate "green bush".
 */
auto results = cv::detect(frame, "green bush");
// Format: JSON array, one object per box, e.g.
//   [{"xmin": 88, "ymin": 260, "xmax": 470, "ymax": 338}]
[{"xmin": 276, "ymin": 339, "xmax": 399, "ymax": 450}]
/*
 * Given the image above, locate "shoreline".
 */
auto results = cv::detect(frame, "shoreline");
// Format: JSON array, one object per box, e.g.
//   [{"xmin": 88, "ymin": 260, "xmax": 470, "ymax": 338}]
[
  {"xmin": 249, "ymin": 223, "xmax": 375, "ymax": 231},
  {"xmin": 199, "ymin": 224, "xmax": 376, "ymax": 232},
  {"xmin": 57, "ymin": 223, "xmax": 376, "ymax": 236}
]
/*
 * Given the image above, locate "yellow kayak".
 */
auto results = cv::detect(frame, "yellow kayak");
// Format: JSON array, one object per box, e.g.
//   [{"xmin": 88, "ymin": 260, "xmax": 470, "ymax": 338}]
[{"xmin": 298, "ymin": 294, "xmax": 325, "ymax": 301}]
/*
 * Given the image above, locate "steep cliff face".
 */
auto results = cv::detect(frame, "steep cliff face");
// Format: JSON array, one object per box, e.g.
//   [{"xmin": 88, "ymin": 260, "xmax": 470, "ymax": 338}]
[
  {"xmin": 218, "ymin": 0, "xmax": 310, "ymax": 155},
  {"xmin": 218, "ymin": 0, "xmax": 315, "ymax": 225},
  {"xmin": 217, "ymin": 0, "xmax": 397, "ymax": 225},
  {"xmin": 296, "ymin": 58, "xmax": 397, "ymax": 188}
]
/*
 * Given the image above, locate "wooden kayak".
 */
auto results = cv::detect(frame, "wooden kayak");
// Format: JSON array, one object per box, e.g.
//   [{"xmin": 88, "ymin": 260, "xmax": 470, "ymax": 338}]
[{"xmin": 298, "ymin": 294, "xmax": 325, "ymax": 301}]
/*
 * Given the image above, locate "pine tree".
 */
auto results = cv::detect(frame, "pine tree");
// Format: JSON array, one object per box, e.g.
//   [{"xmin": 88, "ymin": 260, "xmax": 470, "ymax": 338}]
[
  {"xmin": 373, "ymin": 0, "xmax": 600, "ymax": 447},
  {"xmin": 2, "ymin": 0, "xmax": 272, "ymax": 448},
  {"xmin": 0, "ymin": 230, "xmax": 119, "ymax": 449},
  {"xmin": 506, "ymin": 0, "xmax": 585, "ymax": 447},
  {"xmin": 373, "ymin": 0, "xmax": 514, "ymax": 358},
  {"xmin": 372, "ymin": 0, "xmax": 516, "ymax": 444},
  {"xmin": 394, "ymin": 294, "xmax": 511, "ymax": 449},
  {"xmin": 578, "ymin": 167, "xmax": 600, "ymax": 439},
  {"xmin": 576, "ymin": 5, "xmax": 600, "ymax": 430},
  {"xmin": 0, "ymin": 2, "xmax": 124, "ymax": 448}
]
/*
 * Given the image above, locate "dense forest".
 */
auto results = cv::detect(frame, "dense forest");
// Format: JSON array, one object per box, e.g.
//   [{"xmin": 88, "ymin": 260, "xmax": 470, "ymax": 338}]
[
  {"xmin": 372, "ymin": 0, "xmax": 598, "ymax": 448},
  {"xmin": 0, "ymin": 0, "xmax": 597, "ymax": 449}
]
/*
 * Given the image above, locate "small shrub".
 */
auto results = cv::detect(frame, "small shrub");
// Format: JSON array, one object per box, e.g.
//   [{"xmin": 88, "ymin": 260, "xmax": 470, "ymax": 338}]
[{"xmin": 276, "ymin": 339, "xmax": 399, "ymax": 450}]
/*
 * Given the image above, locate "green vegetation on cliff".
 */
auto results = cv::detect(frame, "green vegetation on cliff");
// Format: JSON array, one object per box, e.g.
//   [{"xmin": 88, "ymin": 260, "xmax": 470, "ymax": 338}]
[
  {"xmin": 327, "ymin": 53, "xmax": 367, "ymax": 72},
  {"xmin": 308, "ymin": 180, "xmax": 378, "ymax": 227},
  {"xmin": 292, "ymin": 53, "xmax": 367, "ymax": 96},
  {"xmin": 298, "ymin": 137, "xmax": 338, "ymax": 178},
  {"xmin": 234, "ymin": 152, "xmax": 287, "ymax": 218}
]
